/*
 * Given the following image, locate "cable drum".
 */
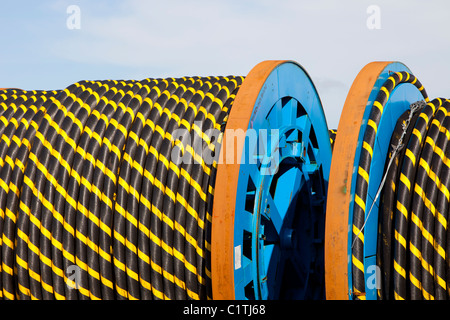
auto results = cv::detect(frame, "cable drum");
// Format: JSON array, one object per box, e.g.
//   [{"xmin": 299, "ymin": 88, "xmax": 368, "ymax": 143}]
[
  {"xmin": 0, "ymin": 60, "xmax": 333, "ymax": 300},
  {"xmin": 351, "ymin": 71, "xmax": 428, "ymax": 299},
  {"xmin": 0, "ymin": 58, "xmax": 340, "ymax": 301},
  {"xmin": 325, "ymin": 60, "xmax": 450, "ymax": 300}
]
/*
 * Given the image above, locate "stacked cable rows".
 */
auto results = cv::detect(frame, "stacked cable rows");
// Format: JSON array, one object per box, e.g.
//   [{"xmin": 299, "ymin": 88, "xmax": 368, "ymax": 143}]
[
  {"xmin": 0, "ymin": 75, "xmax": 244, "ymax": 300},
  {"xmin": 347, "ymin": 70, "xmax": 450, "ymax": 300},
  {"xmin": 377, "ymin": 97, "xmax": 450, "ymax": 300},
  {"xmin": 351, "ymin": 71, "xmax": 429, "ymax": 299}
]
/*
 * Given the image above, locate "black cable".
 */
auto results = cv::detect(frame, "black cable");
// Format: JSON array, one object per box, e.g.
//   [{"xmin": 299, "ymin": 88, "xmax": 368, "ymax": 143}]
[
  {"xmin": 352, "ymin": 71, "xmax": 428, "ymax": 299},
  {"xmin": 13, "ymin": 91, "xmax": 60, "ymax": 300},
  {"xmin": 191, "ymin": 76, "xmax": 243, "ymax": 300},
  {"xmin": 123, "ymin": 79, "xmax": 169, "ymax": 300},
  {"xmin": 171, "ymin": 78, "xmax": 227, "ymax": 300},
  {"xmin": 377, "ymin": 107, "xmax": 421, "ymax": 299},
  {"xmin": 0, "ymin": 73, "xmax": 244, "ymax": 301},
  {"xmin": 376, "ymin": 97, "xmax": 450, "ymax": 300},
  {"xmin": 82, "ymin": 81, "xmax": 135, "ymax": 300},
  {"xmin": 1, "ymin": 90, "xmax": 56, "ymax": 300},
  {"xmin": 85, "ymin": 80, "xmax": 143, "ymax": 300},
  {"xmin": 148, "ymin": 77, "xmax": 204, "ymax": 300},
  {"xmin": 415, "ymin": 100, "xmax": 450, "ymax": 299},
  {"xmin": 77, "ymin": 80, "xmax": 150, "ymax": 300},
  {"xmin": 428, "ymin": 103, "xmax": 450, "ymax": 300},
  {"xmin": 60, "ymin": 81, "xmax": 122, "ymax": 300},
  {"xmin": 17, "ymin": 83, "xmax": 84, "ymax": 300},
  {"xmin": 30, "ymin": 81, "xmax": 100, "ymax": 300},
  {"xmin": 156, "ymin": 78, "xmax": 217, "ymax": 300},
  {"xmin": 329, "ymin": 129, "xmax": 337, "ymax": 151}
]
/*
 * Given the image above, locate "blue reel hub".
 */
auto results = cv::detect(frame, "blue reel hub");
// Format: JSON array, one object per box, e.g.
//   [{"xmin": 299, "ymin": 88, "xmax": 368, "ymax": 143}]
[{"xmin": 229, "ymin": 61, "xmax": 332, "ymax": 300}]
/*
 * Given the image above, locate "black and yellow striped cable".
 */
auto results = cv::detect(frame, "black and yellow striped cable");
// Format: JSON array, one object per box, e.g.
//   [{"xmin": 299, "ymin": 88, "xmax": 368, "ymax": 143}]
[
  {"xmin": 351, "ymin": 71, "xmax": 429, "ymax": 299},
  {"xmin": 396, "ymin": 99, "xmax": 449, "ymax": 300},
  {"xmin": 329, "ymin": 129, "xmax": 337, "ymax": 151},
  {"xmin": 377, "ymin": 106, "xmax": 422, "ymax": 300},
  {"xmin": 377, "ymin": 97, "xmax": 450, "ymax": 300},
  {"xmin": 0, "ymin": 74, "xmax": 243, "ymax": 300},
  {"xmin": 1, "ymin": 89, "xmax": 61, "ymax": 300}
]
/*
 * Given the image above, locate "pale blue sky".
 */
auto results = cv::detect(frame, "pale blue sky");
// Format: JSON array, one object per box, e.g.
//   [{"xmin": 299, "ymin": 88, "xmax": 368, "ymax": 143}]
[{"xmin": 1, "ymin": 0, "xmax": 449, "ymax": 128}]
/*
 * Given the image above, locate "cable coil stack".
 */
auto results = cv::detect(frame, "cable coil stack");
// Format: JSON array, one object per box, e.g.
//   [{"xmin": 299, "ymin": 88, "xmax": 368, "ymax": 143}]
[
  {"xmin": 326, "ymin": 61, "xmax": 450, "ymax": 300},
  {"xmin": 0, "ymin": 60, "xmax": 333, "ymax": 300},
  {"xmin": 0, "ymin": 76, "xmax": 244, "ymax": 300}
]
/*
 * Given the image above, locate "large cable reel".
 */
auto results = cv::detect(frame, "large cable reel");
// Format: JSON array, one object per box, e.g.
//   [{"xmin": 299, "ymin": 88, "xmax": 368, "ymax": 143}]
[
  {"xmin": 0, "ymin": 60, "xmax": 332, "ymax": 300},
  {"xmin": 212, "ymin": 60, "xmax": 332, "ymax": 300},
  {"xmin": 325, "ymin": 61, "xmax": 450, "ymax": 300}
]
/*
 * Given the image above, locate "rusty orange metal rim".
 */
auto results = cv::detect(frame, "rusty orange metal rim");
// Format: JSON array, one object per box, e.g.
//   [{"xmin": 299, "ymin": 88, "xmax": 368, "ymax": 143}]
[
  {"xmin": 211, "ymin": 60, "xmax": 288, "ymax": 300},
  {"xmin": 324, "ymin": 61, "xmax": 394, "ymax": 300}
]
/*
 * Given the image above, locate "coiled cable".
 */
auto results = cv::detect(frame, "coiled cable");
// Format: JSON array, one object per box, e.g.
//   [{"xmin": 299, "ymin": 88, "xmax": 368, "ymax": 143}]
[
  {"xmin": 353, "ymin": 71, "xmax": 450, "ymax": 300},
  {"xmin": 0, "ymin": 74, "xmax": 244, "ymax": 300},
  {"xmin": 351, "ymin": 71, "xmax": 429, "ymax": 299},
  {"xmin": 377, "ymin": 105, "xmax": 422, "ymax": 299},
  {"xmin": 376, "ymin": 98, "xmax": 450, "ymax": 300}
]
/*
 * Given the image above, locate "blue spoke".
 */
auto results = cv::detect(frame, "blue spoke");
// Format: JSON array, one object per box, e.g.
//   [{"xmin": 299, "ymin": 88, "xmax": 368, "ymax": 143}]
[
  {"xmin": 242, "ymin": 260, "xmax": 253, "ymax": 283},
  {"xmin": 298, "ymin": 115, "xmax": 312, "ymax": 146},
  {"xmin": 240, "ymin": 210, "xmax": 254, "ymax": 230},
  {"xmin": 248, "ymin": 165, "xmax": 261, "ymax": 192},
  {"xmin": 286, "ymin": 128, "xmax": 299, "ymax": 142},
  {"xmin": 263, "ymin": 192, "xmax": 283, "ymax": 235},
  {"xmin": 282, "ymin": 98, "xmax": 298, "ymax": 127}
]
